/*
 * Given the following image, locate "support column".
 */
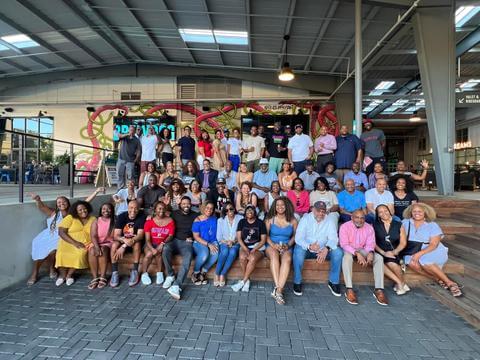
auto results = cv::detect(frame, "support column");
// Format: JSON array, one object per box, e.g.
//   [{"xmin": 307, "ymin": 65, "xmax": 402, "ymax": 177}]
[
  {"xmin": 412, "ymin": 0, "xmax": 455, "ymax": 195},
  {"xmin": 335, "ymin": 91, "xmax": 355, "ymax": 129},
  {"xmin": 354, "ymin": 0, "xmax": 363, "ymax": 137}
]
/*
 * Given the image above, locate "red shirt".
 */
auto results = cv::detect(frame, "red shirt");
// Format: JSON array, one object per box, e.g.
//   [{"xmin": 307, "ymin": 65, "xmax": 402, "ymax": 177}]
[
  {"xmin": 143, "ymin": 218, "xmax": 175, "ymax": 245},
  {"xmin": 198, "ymin": 140, "xmax": 213, "ymax": 158}
]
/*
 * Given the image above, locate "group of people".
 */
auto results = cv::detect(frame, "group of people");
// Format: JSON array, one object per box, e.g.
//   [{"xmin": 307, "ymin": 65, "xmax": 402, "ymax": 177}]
[{"xmin": 27, "ymin": 120, "xmax": 463, "ymax": 305}]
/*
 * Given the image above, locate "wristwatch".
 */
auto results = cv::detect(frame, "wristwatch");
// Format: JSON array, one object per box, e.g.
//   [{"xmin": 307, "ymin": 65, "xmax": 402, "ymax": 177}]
[{"xmin": 326, "ymin": 246, "xmax": 331, "ymax": 252}]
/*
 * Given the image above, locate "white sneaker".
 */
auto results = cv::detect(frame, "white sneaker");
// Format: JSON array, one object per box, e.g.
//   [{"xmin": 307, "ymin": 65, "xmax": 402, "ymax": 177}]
[
  {"xmin": 395, "ymin": 287, "xmax": 407, "ymax": 295},
  {"xmin": 66, "ymin": 278, "xmax": 74, "ymax": 286},
  {"xmin": 141, "ymin": 272, "xmax": 152, "ymax": 285},
  {"xmin": 241, "ymin": 279, "xmax": 251, "ymax": 292},
  {"xmin": 231, "ymin": 280, "xmax": 244, "ymax": 292},
  {"xmin": 167, "ymin": 285, "xmax": 181, "ymax": 300},
  {"xmin": 163, "ymin": 275, "xmax": 175, "ymax": 289},
  {"xmin": 156, "ymin": 272, "xmax": 164, "ymax": 285},
  {"xmin": 403, "ymin": 283, "xmax": 411, "ymax": 292},
  {"xmin": 55, "ymin": 278, "xmax": 65, "ymax": 287}
]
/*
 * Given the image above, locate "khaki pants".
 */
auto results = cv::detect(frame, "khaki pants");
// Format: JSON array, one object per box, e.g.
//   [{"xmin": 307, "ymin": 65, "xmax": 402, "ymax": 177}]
[
  {"xmin": 342, "ymin": 249, "xmax": 384, "ymax": 289},
  {"xmin": 335, "ymin": 168, "xmax": 350, "ymax": 184}
]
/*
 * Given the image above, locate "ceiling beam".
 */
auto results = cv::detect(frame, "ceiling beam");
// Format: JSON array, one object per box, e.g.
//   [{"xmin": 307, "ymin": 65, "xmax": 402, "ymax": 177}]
[
  {"xmin": 245, "ymin": 0, "xmax": 252, "ymax": 68},
  {"xmin": 383, "ymin": 48, "xmax": 417, "ymax": 54},
  {"xmin": 367, "ymin": 78, "xmax": 421, "ymax": 117},
  {"xmin": 17, "ymin": 0, "xmax": 106, "ymax": 65},
  {"xmin": 0, "ymin": 12, "xmax": 80, "ymax": 68},
  {"xmin": 457, "ymin": 25, "xmax": 480, "ymax": 57},
  {"xmin": 368, "ymin": 64, "xmax": 418, "ymax": 70},
  {"xmin": 277, "ymin": 0, "xmax": 297, "ymax": 69},
  {"xmin": 0, "ymin": 38, "xmax": 53, "ymax": 69},
  {"xmin": 202, "ymin": 0, "xmax": 224, "ymax": 65},
  {"xmin": 2, "ymin": 58, "xmax": 30, "ymax": 72},
  {"xmin": 303, "ymin": 0, "xmax": 339, "ymax": 71}
]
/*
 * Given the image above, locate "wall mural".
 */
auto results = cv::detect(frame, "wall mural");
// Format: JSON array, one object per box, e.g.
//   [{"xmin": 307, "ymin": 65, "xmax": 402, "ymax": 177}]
[{"xmin": 76, "ymin": 102, "xmax": 338, "ymax": 175}]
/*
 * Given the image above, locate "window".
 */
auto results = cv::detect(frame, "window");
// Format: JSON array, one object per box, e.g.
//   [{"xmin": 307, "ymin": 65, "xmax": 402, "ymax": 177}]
[
  {"xmin": 121, "ymin": 92, "xmax": 141, "ymax": 100},
  {"xmin": 1, "ymin": 34, "xmax": 39, "ymax": 49},
  {"xmin": 456, "ymin": 128, "xmax": 468, "ymax": 143},
  {"xmin": 179, "ymin": 28, "xmax": 248, "ymax": 45}
]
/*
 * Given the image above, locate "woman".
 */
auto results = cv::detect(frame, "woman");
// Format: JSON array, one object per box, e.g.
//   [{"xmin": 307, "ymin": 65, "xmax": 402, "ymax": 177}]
[
  {"xmin": 158, "ymin": 161, "xmax": 178, "ymax": 189},
  {"xmin": 227, "ymin": 127, "xmax": 242, "ymax": 172},
  {"xmin": 215, "ymin": 202, "xmax": 242, "ymax": 287},
  {"xmin": 393, "ymin": 176, "xmax": 419, "ymax": 220},
  {"xmin": 236, "ymin": 162, "xmax": 253, "ymax": 190},
  {"xmin": 141, "ymin": 201, "xmax": 175, "ymax": 286},
  {"xmin": 278, "ymin": 161, "xmax": 297, "ymax": 193},
  {"xmin": 309, "ymin": 177, "xmax": 339, "ymax": 219},
  {"xmin": 139, "ymin": 162, "xmax": 161, "ymax": 188},
  {"xmin": 185, "ymin": 179, "xmax": 207, "ymax": 213},
  {"xmin": 191, "ymin": 201, "xmax": 218, "ymax": 285},
  {"xmin": 236, "ymin": 181, "xmax": 258, "ymax": 215},
  {"xmin": 231, "ymin": 205, "xmax": 267, "ymax": 293},
  {"xmin": 197, "ymin": 130, "xmax": 213, "ymax": 170},
  {"xmin": 402, "ymin": 203, "xmax": 462, "ymax": 297},
  {"xmin": 158, "ymin": 127, "xmax": 174, "ymax": 168},
  {"xmin": 320, "ymin": 162, "xmax": 342, "ymax": 192},
  {"xmin": 181, "ymin": 160, "xmax": 198, "ymax": 186},
  {"xmin": 265, "ymin": 197, "xmax": 297, "ymax": 304},
  {"xmin": 56, "ymin": 200, "xmax": 96, "ymax": 286},
  {"xmin": 212, "ymin": 129, "xmax": 228, "ymax": 172},
  {"xmin": 368, "ymin": 162, "xmax": 389, "ymax": 189},
  {"xmin": 87, "ymin": 202, "xmax": 115, "ymax": 289},
  {"xmin": 264, "ymin": 180, "xmax": 282, "ymax": 213},
  {"xmin": 112, "ymin": 179, "xmax": 137, "ymax": 215},
  {"xmin": 374, "ymin": 204, "xmax": 409, "ymax": 295},
  {"xmin": 287, "ymin": 178, "xmax": 310, "ymax": 217},
  {"xmin": 164, "ymin": 178, "xmax": 187, "ymax": 211}
]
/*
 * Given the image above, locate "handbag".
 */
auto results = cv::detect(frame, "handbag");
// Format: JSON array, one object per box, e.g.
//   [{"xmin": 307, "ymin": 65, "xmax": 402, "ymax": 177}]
[{"xmin": 400, "ymin": 222, "xmax": 424, "ymax": 256}]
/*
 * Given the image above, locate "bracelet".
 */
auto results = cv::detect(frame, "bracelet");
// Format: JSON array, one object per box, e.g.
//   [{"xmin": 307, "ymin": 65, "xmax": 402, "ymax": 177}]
[{"xmin": 121, "ymin": 244, "xmax": 128, "ymax": 249}]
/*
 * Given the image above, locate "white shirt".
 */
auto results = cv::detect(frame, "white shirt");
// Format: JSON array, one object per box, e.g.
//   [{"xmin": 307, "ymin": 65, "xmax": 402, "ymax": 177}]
[
  {"xmin": 227, "ymin": 138, "xmax": 242, "ymax": 156},
  {"xmin": 243, "ymin": 136, "xmax": 265, "ymax": 162},
  {"xmin": 219, "ymin": 170, "xmax": 238, "ymax": 190},
  {"xmin": 309, "ymin": 190, "xmax": 338, "ymax": 210},
  {"xmin": 288, "ymin": 134, "xmax": 313, "ymax": 162},
  {"xmin": 140, "ymin": 135, "xmax": 158, "ymax": 161},
  {"xmin": 295, "ymin": 212, "xmax": 339, "ymax": 250},
  {"xmin": 365, "ymin": 188, "xmax": 394, "ymax": 210},
  {"xmin": 217, "ymin": 214, "xmax": 243, "ymax": 243}
]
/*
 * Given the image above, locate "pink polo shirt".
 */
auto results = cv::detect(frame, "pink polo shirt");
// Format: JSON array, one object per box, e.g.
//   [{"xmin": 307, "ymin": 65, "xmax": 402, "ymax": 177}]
[{"xmin": 339, "ymin": 220, "xmax": 375, "ymax": 255}]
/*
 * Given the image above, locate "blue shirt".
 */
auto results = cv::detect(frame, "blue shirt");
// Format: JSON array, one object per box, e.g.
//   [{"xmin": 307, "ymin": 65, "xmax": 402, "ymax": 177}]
[
  {"xmin": 192, "ymin": 216, "xmax": 217, "ymax": 243},
  {"xmin": 177, "ymin": 136, "xmax": 196, "ymax": 160},
  {"xmin": 337, "ymin": 190, "xmax": 366, "ymax": 212},
  {"xmin": 335, "ymin": 134, "xmax": 362, "ymax": 169},
  {"xmin": 253, "ymin": 169, "xmax": 278, "ymax": 198},
  {"xmin": 344, "ymin": 171, "xmax": 369, "ymax": 189}
]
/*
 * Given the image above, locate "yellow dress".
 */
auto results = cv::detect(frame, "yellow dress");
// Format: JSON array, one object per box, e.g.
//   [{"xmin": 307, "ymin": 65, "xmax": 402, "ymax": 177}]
[{"xmin": 55, "ymin": 215, "xmax": 95, "ymax": 269}]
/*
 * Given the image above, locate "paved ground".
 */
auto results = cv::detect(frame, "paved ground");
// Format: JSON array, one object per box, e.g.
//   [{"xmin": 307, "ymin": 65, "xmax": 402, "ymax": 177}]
[{"xmin": 0, "ymin": 277, "xmax": 479, "ymax": 360}]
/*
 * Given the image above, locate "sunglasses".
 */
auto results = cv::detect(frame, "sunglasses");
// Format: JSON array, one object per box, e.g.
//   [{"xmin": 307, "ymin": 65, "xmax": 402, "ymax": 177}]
[{"xmin": 226, "ymin": 207, "xmax": 235, "ymax": 212}]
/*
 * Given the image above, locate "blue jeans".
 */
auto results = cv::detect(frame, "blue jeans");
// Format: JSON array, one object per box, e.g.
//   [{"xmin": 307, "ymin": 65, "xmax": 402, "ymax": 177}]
[
  {"xmin": 215, "ymin": 243, "xmax": 240, "ymax": 276},
  {"xmin": 193, "ymin": 241, "xmax": 219, "ymax": 273},
  {"xmin": 293, "ymin": 245, "xmax": 343, "ymax": 284},
  {"xmin": 228, "ymin": 155, "xmax": 240, "ymax": 172}
]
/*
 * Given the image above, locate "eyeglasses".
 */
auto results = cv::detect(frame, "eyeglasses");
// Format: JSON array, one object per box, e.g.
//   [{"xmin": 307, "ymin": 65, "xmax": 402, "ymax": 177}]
[{"xmin": 226, "ymin": 207, "xmax": 234, "ymax": 212}]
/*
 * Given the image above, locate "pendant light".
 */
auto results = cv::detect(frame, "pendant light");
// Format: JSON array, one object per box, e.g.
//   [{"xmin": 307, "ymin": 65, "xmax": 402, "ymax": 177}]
[{"xmin": 279, "ymin": 35, "xmax": 295, "ymax": 81}]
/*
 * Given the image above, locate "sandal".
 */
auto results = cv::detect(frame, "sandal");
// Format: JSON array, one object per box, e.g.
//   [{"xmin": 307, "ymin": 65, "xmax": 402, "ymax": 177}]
[
  {"xmin": 437, "ymin": 279, "xmax": 449, "ymax": 290},
  {"xmin": 97, "ymin": 277, "xmax": 108, "ymax": 289},
  {"xmin": 449, "ymin": 283, "xmax": 463, "ymax": 297},
  {"xmin": 26, "ymin": 278, "xmax": 36, "ymax": 286},
  {"xmin": 275, "ymin": 292, "xmax": 285, "ymax": 305},
  {"xmin": 88, "ymin": 278, "xmax": 100, "ymax": 290},
  {"xmin": 49, "ymin": 270, "xmax": 58, "ymax": 280}
]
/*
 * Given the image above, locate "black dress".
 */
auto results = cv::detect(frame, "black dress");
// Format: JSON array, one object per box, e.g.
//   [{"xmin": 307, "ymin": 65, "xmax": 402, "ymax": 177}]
[{"xmin": 374, "ymin": 219, "xmax": 403, "ymax": 264}]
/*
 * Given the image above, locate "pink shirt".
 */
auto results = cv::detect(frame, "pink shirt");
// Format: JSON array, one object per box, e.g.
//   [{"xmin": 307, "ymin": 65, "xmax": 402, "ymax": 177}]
[
  {"xmin": 339, "ymin": 220, "xmax": 375, "ymax": 255},
  {"xmin": 96, "ymin": 217, "xmax": 114, "ymax": 247},
  {"xmin": 314, "ymin": 134, "xmax": 337, "ymax": 155},
  {"xmin": 287, "ymin": 190, "xmax": 310, "ymax": 215}
]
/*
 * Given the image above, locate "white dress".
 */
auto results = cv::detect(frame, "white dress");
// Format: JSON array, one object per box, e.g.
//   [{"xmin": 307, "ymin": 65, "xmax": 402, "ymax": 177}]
[{"xmin": 31, "ymin": 212, "xmax": 64, "ymax": 261}]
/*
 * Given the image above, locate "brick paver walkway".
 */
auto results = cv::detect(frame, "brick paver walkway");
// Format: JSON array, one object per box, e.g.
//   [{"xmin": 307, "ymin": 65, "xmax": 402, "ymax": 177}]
[{"xmin": 1, "ymin": 277, "xmax": 479, "ymax": 359}]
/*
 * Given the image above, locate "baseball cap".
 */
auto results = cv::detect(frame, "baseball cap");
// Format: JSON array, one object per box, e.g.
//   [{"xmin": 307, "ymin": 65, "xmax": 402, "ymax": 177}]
[
  {"xmin": 285, "ymin": 124, "xmax": 291, "ymax": 129},
  {"xmin": 259, "ymin": 158, "xmax": 269, "ymax": 165},
  {"xmin": 313, "ymin": 201, "xmax": 327, "ymax": 211},
  {"xmin": 363, "ymin": 118, "xmax": 373, "ymax": 125},
  {"xmin": 217, "ymin": 177, "xmax": 226, "ymax": 184},
  {"xmin": 295, "ymin": 124, "xmax": 303, "ymax": 129},
  {"xmin": 223, "ymin": 128, "xmax": 230, "ymax": 133},
  {"xmin": 245, "ymin": 204, "xmax": 257, "ymax": 214}
]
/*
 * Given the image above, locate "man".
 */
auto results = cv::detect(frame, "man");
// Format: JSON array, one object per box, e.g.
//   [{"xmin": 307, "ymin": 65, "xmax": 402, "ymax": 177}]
[
  {"xmin": 136, "ymin": 174, "xmax": 166, "ymax": 215},
  {"xmin": 299, "ymin": 160, "xmax": 320, "ymax": 191},
  {"xmin": 140, "ymin": 125, "xmax": 159, "ymax": 173},
  {"xmin": 162, "ymin": 196, "xmax": 198, "ymax": 300},
  {"xmin": 389, "ymin": 159, "xmax": 429, "ymax": 190},
  {"xmin": 314, "ymin": 125, "xmax": 337, "ymax": 174},
  {"xmin": 208, "ymin": 178, "xmax": 235, "ymax": 216},
  {"xmin": 226, "ymin": 127, "xmax": 242, "ymax": 172},
  {"xmin": 288, "ymin": 124, "xmax": 314, "ymax": 175},
  {"xmin": 197, "ymin": 159, "xmax": 218, "ymax": 193},
  {"xmin": 339, "ymin": 210, "xmax": 388, "ymax": 306},
  {"xmin": 135, "ymin": 126, "xmax": 143, "ymax": 138},
  {"xmin": 365, "ymin": 178, "xmax": 395, "ymax": 224},
  {"xmin": 337, "ymin": 179, "xmax": 367, "ymax": 223},
  {"xmin": 343, "ymin": 162, "xmax": 369, "ymax": 192},
  {"xmin": 252, "ymin": 158, "xmax": 278, "ymax": 200},
  {"xmin": 242, "ymin": 125, "xmax": 265, "ymax": 172},
  {"xmin": 361, "ymin": 119, "xmax": 386, "ymax": 175},
  {"xmin": 334, "ymin": 125, "xmax": 362, "ymax": 183},
  {"xmin": 265, "ymin": 121, "xmax": 289, "ymax": 174},
  {"xmin": 219, "ymin": 160, "xmax": 238, "ymax": 192},
  {"xmin": 284, "ymin": 124, "xmax": 293, "ymax": 139},
  {"xmin": 110, "ymin": 200, "xmax": 146, "ymax": 287},
  {"xmin": 292, "ymin": 201, "xmax": 344, "ymax": 297},
  {"xmin": 175, "ymin": 126, "xmax": 196, "ymax": 165},
  {"xmin": 115, "ymin": 125, "xmax": 141, "ymax": 189}
]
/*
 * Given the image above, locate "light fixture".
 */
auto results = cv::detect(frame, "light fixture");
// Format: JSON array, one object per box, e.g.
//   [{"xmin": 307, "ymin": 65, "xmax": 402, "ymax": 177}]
[
  {"xmin": 4, "ymin": 107, "xmax": 13, "ymax": 113},
  {"xmin": 279, "ymin": 35, "xmax": 295, "ymax": 81}
]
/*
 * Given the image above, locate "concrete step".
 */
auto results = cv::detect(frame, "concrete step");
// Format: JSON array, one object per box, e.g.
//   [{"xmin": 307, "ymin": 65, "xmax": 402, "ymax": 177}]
[
  {"xmin": 422, "ymin": 198, "xmax": 480, "ymax": 209},
  {"xmin": 436, "ymin": 218, "xmax": 480, "ymax": 235}
]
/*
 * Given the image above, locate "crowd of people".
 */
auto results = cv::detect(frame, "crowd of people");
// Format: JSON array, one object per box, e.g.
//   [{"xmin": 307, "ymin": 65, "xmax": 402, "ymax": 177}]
[{"xmin": 27, "ymin": 120, "xmax": 463, "ymax": 305}]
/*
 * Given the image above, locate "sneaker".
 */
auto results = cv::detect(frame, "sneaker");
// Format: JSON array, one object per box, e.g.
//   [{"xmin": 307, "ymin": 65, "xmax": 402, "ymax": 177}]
[
  {"xmin": 191, "ymin": 272, "xmax": 202, "ymax": 285},
  {"xmin": 66, "ymin": 278, "xmax": 74, "ymax": 286},
  {"xmin": 293, "ymin": 283, "xmax": 303, "ymax": 296},
  {"xmin": 201, "ymin": 272, "xmax": 208, "ymax": 285},
  {"xmin": 395, "ymin": 286, "xmax": 407, "ymax": 296},
  {"xmin": 403, "ymin": 283, "xmax": 411, "ymax": 292},
  {"xmin": 163, "ymin": 275, "xmax": 175, "ymax": 289},
  {"xmin": 328, "ymin": 282, "xmax": 341, "ymax": 297},
  {"xmin": 55, "ymin": 278, "xmax": 65, "ymax": 287},
  {"xmin": 156, "ymin": 272, "xmax": 164, "ymax": 285},
  {"xmin": 110, "ymin": 271, "xmax": 120, "ymax": 288},
  {"xmin": 345, "ymin": 288, "xmax": 358, "ymax": 305},
  {"xmin": 141, "ymin": 272, "xmax": 152, "ymax": 286},
  {"xmin": 373, "ymin": 289, "xmax": 389, "ymax": 306},
  {"xmin": 167, "ymin": 285, "xmax": 181, "ymax": 300},
  {"xmin": 128, "ymin": 270, "xmax": 139, "ymax": 287},
  {"xmin": 231, "ymin": 280, "xmax": 245, "ymax": 292},
  {"xmin": 241, "ymin": 280, "xmax": 250, "ymax": 292}
]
